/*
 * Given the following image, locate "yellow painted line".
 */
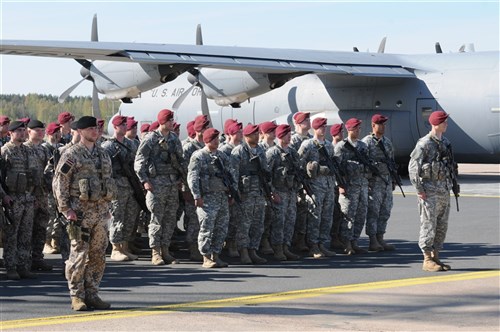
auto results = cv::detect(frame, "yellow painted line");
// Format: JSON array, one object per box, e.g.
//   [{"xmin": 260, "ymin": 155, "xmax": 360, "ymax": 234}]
[{"xmin": 2, "ymin": 270, "xmax": 498, "ymax": 330}]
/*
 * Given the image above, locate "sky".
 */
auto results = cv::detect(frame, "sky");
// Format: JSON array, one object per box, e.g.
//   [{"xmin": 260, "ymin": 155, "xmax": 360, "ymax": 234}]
[{"xmin": 0, "ymin": 0, "xmax": 498, "ymax": 97}]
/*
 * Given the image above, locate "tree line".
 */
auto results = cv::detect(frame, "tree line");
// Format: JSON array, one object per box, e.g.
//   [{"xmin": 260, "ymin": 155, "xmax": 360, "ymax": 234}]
[{"xmin": 0, "ymin": 94, "xmax": 119, "ymax": 124}]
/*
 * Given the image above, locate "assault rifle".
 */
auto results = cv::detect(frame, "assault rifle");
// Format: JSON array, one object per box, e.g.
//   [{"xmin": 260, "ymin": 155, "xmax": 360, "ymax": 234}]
[
  {"xmin": 444, "ymin": 144, "xmax": 460, "ymax": 212},
  {"xmin": 280, "ymin": 150, "xmax": 317, "ymax": 208},
  {"xmin": 376, "ymin": 139, "xmax": 405, "ymax": 197},
  {"xmin": 344, "ymin": 140, "xmax": 389, "ymax": 185},
  {"xmin": 245, "ymin": 146, "xmax": 275, "ymax": 207},
  {"xmin": 316, "ymin": 143, "xmax": 347, "ymax": 188},
  {"xmin": 165, "ymin": 138, "xmax": 189, "ymax": 188},
  {"xmin": 213, "ymin": 154, "xmax": 242, "ymax": 203}
]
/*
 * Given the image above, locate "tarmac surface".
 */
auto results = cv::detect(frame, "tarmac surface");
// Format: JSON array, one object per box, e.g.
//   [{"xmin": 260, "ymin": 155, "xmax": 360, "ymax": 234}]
[{"xmin": 1, "ymin": 164, "xmax": 499, "ymax": 331}]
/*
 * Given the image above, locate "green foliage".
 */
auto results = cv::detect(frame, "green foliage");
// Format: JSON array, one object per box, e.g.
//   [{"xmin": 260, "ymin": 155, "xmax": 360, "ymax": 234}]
[{"xmin": 0, "ymin": 93, "xmax": 119, "ymax": 124}]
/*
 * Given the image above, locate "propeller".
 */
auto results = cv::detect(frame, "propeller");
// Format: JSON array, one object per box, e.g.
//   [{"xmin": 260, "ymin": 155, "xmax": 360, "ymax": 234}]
[
  {"xmin": 435, "ymin": 42, "xmax": 443, "ymax": 54},
  {"xmin": 377, "ymin": 37, "xmax": 386, "ymax": 53},
  {"xmin": 58, "ymin": 14, "xmax": 101, "ymax": 118}
]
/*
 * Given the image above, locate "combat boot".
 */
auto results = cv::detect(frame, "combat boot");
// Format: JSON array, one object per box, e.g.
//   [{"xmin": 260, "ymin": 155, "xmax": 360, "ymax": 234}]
[
  {"xmin": 422, "ymin": 251, "xmax": 444, "ymax": 272},
  {"xmin": 71, "ymin": 297, "xmax": 88, "ymax": 311},
  {"xmin": 351, "ymin": 240, "xmax": 367, "ymax": 254},
  {"xmin": 43, "ymin": 239, "xmax": 58, "ymax": 254},
  {"xmin": 318, "ymin": 244, "xmax": 336, "ymax": 257},
  {"xmin": 212, "ymin": 253, "xmax": 229, "ymax": 268},
  {"xmin": 239, "ymin": 248, "xmax": 252, "ymax": 265},
  {"xmin": 272, "ymin": 245, "xmax": 287, "ymax": 261},
  {"xmin": 295, "ymin": 234, "xmax": 309, "ymax": 252},
  {"xmin": 432, "ymin": 250, "xmax": 451, "ymax": 271},
  {"xmin": 85, "ymin": 296, "xmax": 111, "ymax": 310},
  {"xmin": 226, "ymin": 240, "xmax": 240, "ymax": 258},
  {"xmin": 248, "ymin": 249, "xmax": 267, "ymax": 264},
  {"xmin": 368, "ymin": 235, "xmax": 384, "ymax": 252},
  {"xmin": 344, "ymin": 239, "xmax": 355, "ymax": 255},
  {"xmin": 51, "ymin": 238, "xmax": 61, "ymax": 254},
  {"xmin": 31, "ymin": 259, "xmax": 53, "ymax": 271},
  {"xmin": 330, "ymin": 234, "xmax": 345, "ymax": 250},
  {"xmin": 151, "ymin": 246, "xmax": 165, "ymax": 265},
  {"xmin": 122, "ymin": 242, "xmax": 138, "ymax": 261},
  {"xmin": 309, "ymin": 243, "xmax": 324, "ymax": 259},
  {"xmin": 18, "ymin": 268, "xmax": 37, "ymax": 279},
  {"xmin": 6, "ymin": 269, "xmax": 20, "ymax": 280},
  {"xmin": 127, "ymin": 241, "xmax": 143, "ymax": 255},
  {"xmin": 283, "ymin": 245, "xmax": 300, "ymax": 260},
  {"xmin": 110, "ymin": 243, "xmax": 130, "ymax": 262},
  {"xmin": 202, "ymin": 255, "xmax": 217, "ymax": 268},
  {"xmin": 259, "ymin": 237, "xmax": 274, "ymax": 255},
  {"xmin": 377, "ymin": 234, "xmax": 396, "ymax": 251},
  {"xmin": 161, "ymin": 245, "xmax": 179, "ymax": 264},
  {"xmin": 189, "ymin": 243, "xmax": 203, "ymax": 262}
]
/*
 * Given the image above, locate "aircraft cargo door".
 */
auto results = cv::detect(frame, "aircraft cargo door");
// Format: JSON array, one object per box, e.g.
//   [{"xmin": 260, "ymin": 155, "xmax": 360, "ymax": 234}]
[{"xmin": 416, "ymin": 98, "xmax": 438, "ymax": 137}]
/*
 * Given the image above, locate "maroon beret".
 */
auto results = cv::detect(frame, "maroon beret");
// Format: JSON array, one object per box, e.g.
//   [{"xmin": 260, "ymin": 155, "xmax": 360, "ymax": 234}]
[
  {"xmin": 203, "ymin": 128, "xmax": 220, "ymax": 143},
  {"xmin": 19, "ymin": 117, "xmax": 31, "ymax": 124},
  {"xmin": 227, "ymin": 122, "xmax": 242, "ymax": 136},
  {"xmin": 372, "ymin": 114, "xmax": 389, "ymax": 124},
  {"xmin": 259, "ymin": 121, "xmax": 278, "ymax": 134},
  {"xmin": 330, "ymin": 123, "xmax": 343, "ymax": 137},
  {"xmin": 293, "ymin": 112, "xmax": 310, "ymax": 124},
  {"xmin": 46, "ymin": 122, "xmax": 62, "ymax": 135},
  {"xmin": 157, "ymin": 109, "xmax": 174, "ymax": 125},
  {"xmin": 276, "ymin": 124, "xmax": 291, "ymax": 139},
  {"xmin": 0, "ymin": 116, "xmax": 10, "ymax": 125},
  {"xmin": 112, "ymin": 115, "xmax": 127, "ymax": 127},
  {"xmin": 140, "ymin": 123, "xmax": 150, "ymax": 133},
  {"xmin": 429, "ymin": 111, "xmax": 449, "ymax": 125},
  {"xmin": 345, "ymin": 118, "xmax": 362, "ymax": 130},
  {"xmin": 242, "ymin": 124, "xmax": 259, "ymax": 136},
  {"xmin": 126, "ymin": 118, "xmax": 138, "ymax": 130},
  {"xmin": 186, "ymin": 121, "xmax": 196, "ymax": 138},
  {"xmin": 149, "ymin": 121, "xmax": 160, "ymax": 131},
  {"xmin": 57, "ymin": 112, "xmax": 74, "ymax": 125},
  {"xmin": 193, "ymin": 115, "xmax": 210, "ymax": 132},
  {"xmin": 97, "ymin": 119, "xmax": 105, "ymax": 128},
  {"xmin": 312, "ymin": 117, "xmax": 327, "ymax": 129},
  {"xmin": 224, "ymin": 119, "xmax": 238, "ymax": 135},
  {"xmin": 173, "ymin": 121, "xmax": 181, "ymax": 131}
]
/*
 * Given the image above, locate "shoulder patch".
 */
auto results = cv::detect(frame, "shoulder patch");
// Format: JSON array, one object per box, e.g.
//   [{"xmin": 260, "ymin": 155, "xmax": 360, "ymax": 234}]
[{"xmin": 60, "ymin": 159, "xmax": 75, "ymax": 174}]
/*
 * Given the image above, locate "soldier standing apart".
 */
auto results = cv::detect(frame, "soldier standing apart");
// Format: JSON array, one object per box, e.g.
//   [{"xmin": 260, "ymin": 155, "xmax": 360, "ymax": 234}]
[
  {"xmin": 188, "ymin": 128, "xmax": 232, "ymax": 268},
  {"xmin": 362, "ymin": 114, "xmax": 396, "ymax": 252},
  {"xmin": 102, "ymin": 116, "xmax": 140, "ymax": 262},
  {"xmin": 183, "ymin": 115, "xmax": 211, "ymax": 261},
  {"xmin": 298, "ymin": 118, "xmax": 336, "ymax": 258},
  {"xmin": 334, "ymin": 118, "xmax": 370, "ymax": 255},
  {"xmin": 329, "ymin": 123, "xmax": 345, "ymax": 250},
  {"xmin": 58, "ymin": 112, "xmax": 75, "ymax": 145},
  {"xmin": 290, "ymin": 112, "xmax": 312, "ymax": 252},
  {"xmin": 53, "ymin": 116, "xmax": 116, "ymax": 311},
  {"xmin": 409, "ymin": 111, "xmax": 455, "ymax": 272},
  {"xmin": 218, "ymin": 121, "xmax": 243, "ymax": 258},
  {"xmin": 135, "ymin": 109, "xmax": 185, "ymax": 266},
  {"xmin": 231, "ymin": 124, "xmax": 274, "ymax": 264},
  {"xmin": 1, "ymin": 121, "xmax": 36, "ymax": 280},
  {"xmin": 25, "ymin": 120, "xmax": 53, "ymax": 272},
  {"xmin": 266, "ymin": 124, "xmax": 301, "ymax": 261}
]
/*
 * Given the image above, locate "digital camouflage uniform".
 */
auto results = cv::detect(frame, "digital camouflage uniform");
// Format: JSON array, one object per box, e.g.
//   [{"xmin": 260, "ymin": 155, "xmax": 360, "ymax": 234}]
[
  {"xmin": 298, "ymin": 138, "xmax": 336, "ymax": 246},
  {"xmin": 362, "ymin": 134, "xmax": 394, "ymax": 236},
  {"xmin": 1, "ymin": 142, "xmax": 35, "ymax": 273},
  {"xmin": 409, "ymin": 133, "xmax": 452, "ymax": 253},
  {"xmin": 53, "ymin": 142, "xmax": 115, "ymax": 301},
  {"xmin": 134, "ymin": 130, "xmax": 185, "ymax": 249},
  {"xmin": 102, "ymin": 137, "xmax": 141, "ymax": 245},
  {"xmin": 187, "ymin": 147, "xmax": 231, "ymax": 256},
  {"xmin": 334, "ymin": 138, "xmax": 370, "ymax": 242},
  {"xmin": 24, "ymin": 140, "xmax": 51, "ymax": 267}
]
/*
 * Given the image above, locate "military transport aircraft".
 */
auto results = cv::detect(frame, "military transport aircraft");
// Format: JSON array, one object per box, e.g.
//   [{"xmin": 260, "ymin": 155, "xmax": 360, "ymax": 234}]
[{"xmin": 1, "ymin": 15, "xmax": 498, "ymax": 165}]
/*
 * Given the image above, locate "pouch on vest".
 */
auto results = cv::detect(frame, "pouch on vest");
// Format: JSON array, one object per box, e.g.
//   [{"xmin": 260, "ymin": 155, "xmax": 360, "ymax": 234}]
[
  {"xmin": 88, "ymin": 177, "xmax": 102, "ymax": 201},
  {"xmin": 102, "ymin": 178, "xmax": 117, "ymax": 201},
  {"xmin": 30, "ymin": 168, "xmax": 43, "ymax": 187},
  {"xmin": 148, "ymin": 163, "xmax": 157, "ymax": 178},
  {"xmin": 240, "ymin": 175, "xmax": 251, "ymax": 193},
  {"xmin": 421, "ymin": 163, "xmax": 431, "ymax": 179},
  {"xmin": 78, "ymin": 179, "xmax": 90, "ymax": 201}
]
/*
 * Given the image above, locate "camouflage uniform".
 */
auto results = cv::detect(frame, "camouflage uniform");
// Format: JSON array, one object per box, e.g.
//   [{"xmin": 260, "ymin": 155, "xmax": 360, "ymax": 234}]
[
  {"xmin": 102, "ymin": 137, "xmax": 140, "ymax": 246},
  {"xmin": 187, "ymin": 147, "xmax": 231, "ymax": 256},
  {"xmin": 298, "ymin": 138, "xmax": 336, "ymax": 246},
  {"xmin": 258, "ymin": 141, "xmax": 275, "ymax": 252},
  {"xmin": 230, "ymin": 142, "xmax": 268, "ymax": 250},
  {"xmin": 409, "ymin": 133, "xmax": 452, "ymax": 253},
  {"xmin": 362, "ymin": 134, "xmax": 394, "ymax": 237},
  {"xmin": 334, "ymin": 138, "xmax": 370, "ymax": 242},
  {"xmin": 1, "ymin": 142, "xmax": 35, "ymax": 273},
  {"xmin": 53, "ymin": 142, "xmax": 115, "ymax": 301},
  {"xmin": 134, "ymin": 130, "xmax": 185, "ymax": 250},
  {"xmin": 24, "ymin": 140, "xmax": 51, "ymax": 267}
]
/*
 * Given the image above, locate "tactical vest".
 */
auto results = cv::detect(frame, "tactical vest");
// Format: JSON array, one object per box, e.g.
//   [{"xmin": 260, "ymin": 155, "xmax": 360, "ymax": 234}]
[
  {"xmin": 238, "ymin": 145, "xmax": 262, "ymax": 193},
  {"xmin": 272, "ymin": 147, "xmax": 296, "ymax": 191},
  {"xmin": 198, "ymin": 150, "xmax": 227, "ymax": 195},
  {"xmin": 149, "ymin": 131, "xmax": 180, "ymax": 179},
  {"xmin": 3, "ymin": 143, "xmax": 34, "ymax": 194}
]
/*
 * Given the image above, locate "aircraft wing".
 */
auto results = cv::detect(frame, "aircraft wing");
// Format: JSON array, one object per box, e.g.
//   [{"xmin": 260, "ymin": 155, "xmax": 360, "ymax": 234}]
[{"xmin": 0, "ymin": 40, "xmax": 415, "ymax": 78}]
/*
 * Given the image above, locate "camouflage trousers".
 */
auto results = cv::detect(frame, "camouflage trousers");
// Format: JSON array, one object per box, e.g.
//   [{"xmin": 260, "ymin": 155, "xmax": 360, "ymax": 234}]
[
  {"xmin": 306, "ymin": 186, "xmax": 334, "ymax": 245},
  {"xmin": 184, "ymin": 200, "xmax": 200, "ymax": 244},
  {"xmin": 32, "ymin": 193, "xmax": 50, "ymax": 262},
  {"xmin": 225, "ymin": 203, "xmax": 242, "ymax": 242},
  {"xmin": 2, "ymin": 193, "xmax": 34, "ymax": 270},
  {"xmin": 46, "ymin": 194, "xmax": 59, "ymax": 238},
  {"xmin": 294, "ymin": 191, "xmax": 308, "ymax": 237},
  {"xmin": 418, "ymin": 189, "xmax": 450, "ymax": 252},
  {"xmin": 237, "ymin": 193, "xmax": 266, "ymax": 250},
  {"xmin": 271, "ymin": 190, "xmax": 297, "ymax": 246},
  {"xmin": 366, "ymin": 177, "xmax": 393, "ymax": 236},
  {"xmin": 339, "ymin": 183, "xmax": 368, "ymax": 241},
  {"xmin": 196, "ymin": 192, "xmax": 229, "ymax": 255},
  {"xmin": 146, "ymin": 179, "xmax": 179, "ymax": 248},
  {"xmin": 109, "ymin": 184, "xmax": 140, "ymax": 244},
  {"xmin": 330, "ymin": 186, "xmax": 342, "ymax": 237},
  {"xmin": 260, "ymin": 203, "xmax": 274, "ymax": 243},
  {"xmin": 66, "ymin": 200, "xmax": 109, "ymax": 300}
]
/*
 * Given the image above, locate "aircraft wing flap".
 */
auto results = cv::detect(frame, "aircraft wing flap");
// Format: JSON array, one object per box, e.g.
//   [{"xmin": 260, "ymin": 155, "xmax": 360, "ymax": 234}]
[{"xmin": 337, "ymin": 65, "xmax": 415, "ymax": 77}]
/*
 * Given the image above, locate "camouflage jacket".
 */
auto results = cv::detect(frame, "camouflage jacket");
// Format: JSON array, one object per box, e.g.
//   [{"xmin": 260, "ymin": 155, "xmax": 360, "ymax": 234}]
[
  {"xmin": 102, "ymin": 137, "xmax": 136, "ymax": 187},
  {"xmin": 266, "ymin": 144, "xmax": 301, "ymax": 192},
  {"xmin": 290, "ymin": 132, "xmax": 312, "ymax": 151},
  {"xmin": 24, "ymin": 140, "xmax": 51, "ymax": 195},
  {"xmin": 334, "ymin": 138, "xmax": 370, "ymax": 186},
  {"xmin": 298, "ymin": 138, "xmax": 336, "ymax": 190},
  {"xmin": 1, "ymin": 141, "xmax": 36, "ymax": 194},
  {"xmin": 361, "ymin": 134, "xmax": 394, "ymax": 177},
  {"xmin": 230, "ymin": 142, "xmax": 270, "ymax": 197},
  {"xmin": 218, "ymin": 142, "xmax": 237, "ymax": 157}
]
